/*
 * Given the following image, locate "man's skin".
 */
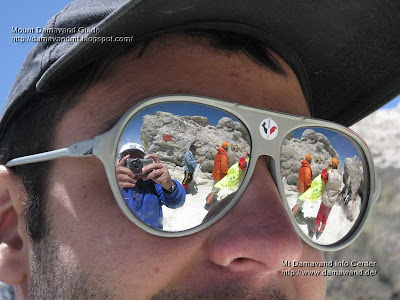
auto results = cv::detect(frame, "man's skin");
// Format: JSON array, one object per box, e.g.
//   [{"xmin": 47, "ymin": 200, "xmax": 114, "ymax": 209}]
[{"xmin": 0, "ymin": 33, "xmax": 325, "ymax": 299}]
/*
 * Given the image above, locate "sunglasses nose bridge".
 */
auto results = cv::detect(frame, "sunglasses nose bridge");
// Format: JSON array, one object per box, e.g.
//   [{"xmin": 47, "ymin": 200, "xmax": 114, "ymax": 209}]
[
  {"xmin": 244, "ymin": 151, "xmax": 281, "ymax": 196},
  {"xmin": 249, "ymin": 136, "xmax": 282, "ymax": 163},
  {"xmin": 239, "ymin": 112, "xmax": 286, "ymax": 191},
  {"xmin": 239, "ymin": 108, "xmax": 292, "ymax": 156}
]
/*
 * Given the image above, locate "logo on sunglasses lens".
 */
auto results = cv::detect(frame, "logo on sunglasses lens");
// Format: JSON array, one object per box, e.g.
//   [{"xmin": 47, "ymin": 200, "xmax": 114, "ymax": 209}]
[{"xmin": 259, "ymin": 118, "xmax": 278, "ymax": 140}]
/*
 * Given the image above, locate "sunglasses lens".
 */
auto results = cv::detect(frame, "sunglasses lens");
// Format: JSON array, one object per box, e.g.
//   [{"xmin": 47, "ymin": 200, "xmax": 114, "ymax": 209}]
[
  {"xmin": 115, "ymin": 102, "xmax": 251, "ymax": 232},
  {"xmin": 281, "ymin": 127, "xmax": 369, "ymax": 246}
]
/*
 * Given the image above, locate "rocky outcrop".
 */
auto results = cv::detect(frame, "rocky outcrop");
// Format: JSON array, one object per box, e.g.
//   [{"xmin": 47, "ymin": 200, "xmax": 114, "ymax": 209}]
[
  {"xmin": 140, "ymin": 111, "xmax": 251, "ymax": 173},
  {"xmin": 351, "ymin": 103, "xmax": 400, "ymax": 169},
  {"xmin": 343, "ymin": 156, "xmax": 364, "ymax": 198},
  {"xmin": 281, "ymin": 129, "xmax": 341, "ymax": 185}
]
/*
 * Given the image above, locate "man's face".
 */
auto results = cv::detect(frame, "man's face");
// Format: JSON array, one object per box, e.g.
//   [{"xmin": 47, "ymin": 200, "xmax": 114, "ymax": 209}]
[{"xmin": 26, "ymin": 34, "xmax": 325, "ymax": 299}]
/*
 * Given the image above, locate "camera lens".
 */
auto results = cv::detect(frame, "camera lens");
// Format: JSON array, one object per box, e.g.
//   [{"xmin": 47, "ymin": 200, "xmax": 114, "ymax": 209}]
[{"xmin": 129, "ymin": 159, "xmax": 143, "ymax": 173}]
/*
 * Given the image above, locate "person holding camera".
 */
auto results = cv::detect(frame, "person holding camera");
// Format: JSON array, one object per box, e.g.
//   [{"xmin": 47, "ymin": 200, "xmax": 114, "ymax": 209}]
[{"xmin": 116, "ymin": 143, "xmax": 186, "ymax": 229}]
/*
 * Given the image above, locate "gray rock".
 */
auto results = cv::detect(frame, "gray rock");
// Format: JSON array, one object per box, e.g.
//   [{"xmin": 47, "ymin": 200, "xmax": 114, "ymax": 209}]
[
  {"xmin": 343, "ymin": 156, "xmax": 363, "ymax": 197},
  {"xmin": 162, "ymin": 116, "xmax": 173, "ymax": 124},
  {"xmin": 281, "ymin": 129, "xmax": 341, "ymax": 184},
  {"xmin": 139, "ymin": 111, "xmax": 250, "ymax": 171}
]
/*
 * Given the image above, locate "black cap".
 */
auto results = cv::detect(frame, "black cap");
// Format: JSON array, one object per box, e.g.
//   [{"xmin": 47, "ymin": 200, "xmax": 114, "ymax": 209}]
[{"xmin": 2, "ymin": 0, "xmax": 400, "ymax": 141}]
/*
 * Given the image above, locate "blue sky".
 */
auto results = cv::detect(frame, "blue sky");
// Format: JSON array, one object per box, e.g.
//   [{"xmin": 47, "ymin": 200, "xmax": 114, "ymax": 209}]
[
  {"xmin": 1, "ymin": 1, "xmax": 73, "ymax": 113},
  {"xmin": 118, "ymin": 102, "xmax": 238, "ymax": 150},
  {"xmin": 1, "ymin": 1, "xmax": 400, "ymax": 116}
]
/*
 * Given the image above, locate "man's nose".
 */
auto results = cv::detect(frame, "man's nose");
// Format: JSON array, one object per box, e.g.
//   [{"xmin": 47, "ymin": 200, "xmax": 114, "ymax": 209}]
[{"xmin": 206, "ymin": 156, "xmax": 303, "ymax": 274}]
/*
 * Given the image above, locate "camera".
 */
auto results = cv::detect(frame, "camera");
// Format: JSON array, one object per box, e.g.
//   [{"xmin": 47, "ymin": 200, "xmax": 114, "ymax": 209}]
[{"xmin": 126, "ymin": 158, "xmax": 154, "ymax": 173}]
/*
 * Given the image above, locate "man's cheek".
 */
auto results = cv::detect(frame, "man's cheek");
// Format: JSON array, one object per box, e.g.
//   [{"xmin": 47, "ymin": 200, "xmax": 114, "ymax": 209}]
[
  {"xmin": 291, "ymin": 244, "xmax": 326, "ymax": 300},
  {"xmin": 45, "ymin": 169, "xmax": 136, "ymax": 274},
  {"xmin": 46, "ymin": 160, "xmax": 118, "ymax": 236}
]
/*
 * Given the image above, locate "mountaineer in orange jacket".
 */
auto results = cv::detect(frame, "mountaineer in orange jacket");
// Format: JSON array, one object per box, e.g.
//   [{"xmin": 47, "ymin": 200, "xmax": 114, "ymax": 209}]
[
  {"xmin": 212, "ymin": 142, "xmax": 229, "ymax": 182},
  {"xmin": 297, "ymin": 154, "xmax": 313, "ymax": 193},
  {"xmin": 292, "ymin": 154, "xmax": 313, "ymax": 217}
]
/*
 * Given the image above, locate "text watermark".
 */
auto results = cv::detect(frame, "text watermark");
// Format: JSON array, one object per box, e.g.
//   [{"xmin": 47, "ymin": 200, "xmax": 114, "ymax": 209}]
[{"xmin": 281, "ymin": 260, "xmax": 378, "ymax": 277}]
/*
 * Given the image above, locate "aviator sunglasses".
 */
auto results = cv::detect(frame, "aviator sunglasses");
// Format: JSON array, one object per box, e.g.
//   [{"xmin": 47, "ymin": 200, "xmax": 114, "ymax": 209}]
[{"xmin": 6, "ymin": 95, "xmax": 381, "ymax": 251}]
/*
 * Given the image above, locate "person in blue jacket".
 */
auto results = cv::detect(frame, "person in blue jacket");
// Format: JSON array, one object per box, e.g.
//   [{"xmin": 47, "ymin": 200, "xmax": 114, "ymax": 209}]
[
  {"xmin": 116, "ymin": 143, "xmax": 185, "ymax": 229},
  {"xmin": 181, "ymin": 144, "xmax": 200, "ymax": 191}
]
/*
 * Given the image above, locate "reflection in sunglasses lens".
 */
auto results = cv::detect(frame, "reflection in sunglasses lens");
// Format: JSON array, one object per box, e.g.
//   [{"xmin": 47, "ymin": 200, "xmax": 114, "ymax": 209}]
[
  {"xmin": 115, "ymin": 102, "xmax": 251, "ymax": 232},
  {"xmin": 281, "ymin": 128, "xmax": 367, "ymax": 246}
]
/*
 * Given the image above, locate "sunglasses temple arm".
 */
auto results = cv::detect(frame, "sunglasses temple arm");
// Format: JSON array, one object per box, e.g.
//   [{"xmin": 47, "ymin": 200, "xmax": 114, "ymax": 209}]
[{"xmin": 6, "ymin": 139, "xmax": 94, "ymax": 167}]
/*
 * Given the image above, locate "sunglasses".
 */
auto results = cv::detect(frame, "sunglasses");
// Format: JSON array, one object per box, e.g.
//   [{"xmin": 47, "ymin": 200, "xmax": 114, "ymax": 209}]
[{"xmin": 6, "ymin": 95, "xmax": 380, "ymax": 251}]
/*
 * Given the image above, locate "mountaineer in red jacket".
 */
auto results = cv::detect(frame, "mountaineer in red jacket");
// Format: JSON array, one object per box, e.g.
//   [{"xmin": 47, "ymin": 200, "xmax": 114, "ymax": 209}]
[{"xmin": 292, "ymin": 153, "xmax": 313, "ymax": 217}]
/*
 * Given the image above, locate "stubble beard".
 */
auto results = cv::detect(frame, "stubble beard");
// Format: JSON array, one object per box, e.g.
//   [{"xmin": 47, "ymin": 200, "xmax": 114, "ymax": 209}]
[
  {"xmin": 29, "ymin": 232, "xmax": 292, "ymax": 300},
  {"xmin": 28, "ymin": 217, "xmax": 291, "ymax": 300},
  {"xmin": 29, "ymin": 229, "xmax": 122, "ymax": 300},
  {"xmin": 150, "ymin": 285, "xmax": 293, "ymax": 300}
]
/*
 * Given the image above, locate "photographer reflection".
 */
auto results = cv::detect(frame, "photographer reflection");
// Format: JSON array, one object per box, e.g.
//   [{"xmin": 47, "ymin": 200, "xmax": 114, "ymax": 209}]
[{"xmin": 116, "ymin": 143, "xmax": 185, "ymax": 229}]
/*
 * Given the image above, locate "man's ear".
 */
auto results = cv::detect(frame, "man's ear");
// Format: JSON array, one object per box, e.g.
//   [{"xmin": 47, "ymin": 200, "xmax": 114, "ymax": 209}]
[{"xmin": 0, "ymin": 165, "xmax": 29, "ymax": 285}]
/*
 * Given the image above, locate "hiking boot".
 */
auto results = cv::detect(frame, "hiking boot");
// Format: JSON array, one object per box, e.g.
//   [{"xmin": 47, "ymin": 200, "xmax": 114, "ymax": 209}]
[
  {"xmin": 204, "ymin": 203, "xmax": 211, "ymax": 211},
  {"xmin": 308, "ymin": 231, "xmax": 315, "ymax": 239},
  {"xmin": 316, "ymin": 231, "xmax": 323, "ymax": 240},
  {"xmin": 294, "ymin": 212, "xmax": 302, "ymax": 223},
  {"xmin": 181, "ymin": 183, "xmax": 190, "ymax": 192},
  {"xmin": 206, "ymin": 193, "xmax": 216, "ymax": 204}
]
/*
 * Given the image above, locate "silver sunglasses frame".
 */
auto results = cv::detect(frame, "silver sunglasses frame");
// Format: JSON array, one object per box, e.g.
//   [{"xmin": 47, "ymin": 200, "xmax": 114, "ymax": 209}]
[{"xmin": 6, "ymin": 95, "xmax": 381, "ymax": 251}]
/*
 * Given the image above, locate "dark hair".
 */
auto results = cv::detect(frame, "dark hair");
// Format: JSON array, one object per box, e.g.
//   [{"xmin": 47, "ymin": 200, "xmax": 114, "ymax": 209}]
[{"xmin": 0, "ymin": 29, "xmax": 286, "ymax": 242}]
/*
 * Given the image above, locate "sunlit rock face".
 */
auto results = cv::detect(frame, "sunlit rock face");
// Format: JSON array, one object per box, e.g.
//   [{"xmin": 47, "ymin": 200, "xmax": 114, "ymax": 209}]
[
  {"xmin": 141, "ymin": 111, "xmax": 250, "ymax": 172},
  {"xmin": 281, "ymin": 129, "xmax": 340, "ymax": 186}
]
